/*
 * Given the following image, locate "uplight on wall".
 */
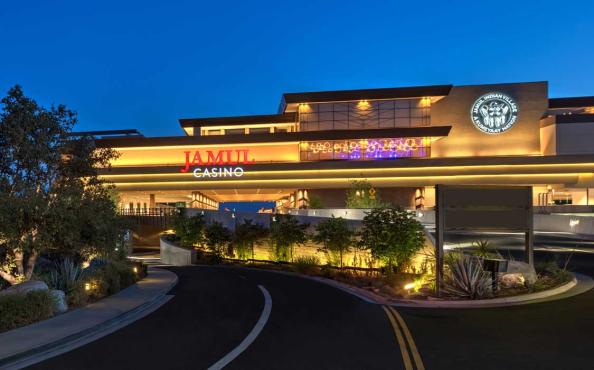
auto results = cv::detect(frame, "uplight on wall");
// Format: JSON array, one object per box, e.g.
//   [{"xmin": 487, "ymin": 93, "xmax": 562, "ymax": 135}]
[
  {"xmin": 298, "ymin": 103, "xmax": 311, "ymax": 113},
  {"xmin": 419, "ymin": 97, "xmax": 432, "ymax": 108},
  {"xmin": 356, "ymin": 100, "xmax": 371, "ymax": 110}
]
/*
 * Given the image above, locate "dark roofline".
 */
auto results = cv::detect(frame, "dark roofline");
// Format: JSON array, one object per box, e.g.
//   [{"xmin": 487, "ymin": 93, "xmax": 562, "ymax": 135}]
[
  {"xmin": 549, "ymin": 96, "xmax": 594, "ymax": 109},
  {"xmin": 68, "ymin": 129, "xmax": 144, "ymax": 138},
  {"xmin": 179, "ymin": 113, "xmax": 297, "ymax": 128},
  {"xmin": 555, "ymin": 114, "xmax": 594, "ymax": 124},
  {"xmin": 95, "ymin": 126, "xmax": 452, "ymax": 148},
  {"xmin": 279, "ymin": 84, "xmax": 453, "ymax": 112}
]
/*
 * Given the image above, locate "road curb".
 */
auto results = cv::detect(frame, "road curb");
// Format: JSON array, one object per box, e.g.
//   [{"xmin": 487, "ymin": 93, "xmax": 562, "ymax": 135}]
[
  {"xmin": 0, "ymin": 267, "xmax": 178, "ymax": 370},
  {"xmin": 386, "ymin": 273, "xmax": 591, "ymax": 309},
  {"xmin": 209, "ymin": 264, "xmax": 593, "ymax": 309}
]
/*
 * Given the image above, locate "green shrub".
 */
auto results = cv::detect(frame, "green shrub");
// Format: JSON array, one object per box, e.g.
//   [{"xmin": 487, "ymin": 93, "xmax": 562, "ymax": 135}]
[
  {"xmin": 358, "ymin": 207, "xmax": 425, "ymax": 272},
  {"xmin": 293, "ymin": 256, "xmax": 320, "ymax": 275},
  {"xmin": 320, "ymin": 264, "xmax": 337, "ymax": 278},
  {"xmin": 195, "ymin": 250, "xmax": 223, "ymax": 265},
  {"xmin": 67, "ymin": 281, "xmax": 88, "ymax": 307},
  {"xmin": 172, "ymin": 213, "xmax": 205, "ymax": 247},
  {"xmin": 534, "ymin": 260, "xmax": 573, "ymax": 287},
  {"xmin": 470, "ymin": 240, "xmax": 502, "ymax": 259},
  {"xmin": 0, "ymin": 290, "xmax": 54, "ymax": 332},
  {"xmin": 233, "ymin": 219, "xmax": 268, "ymax": 260},
  {"xmin": 269, "ymin": 214, "xmax": 308, "ymax": 262},
  {"xmin": 443, "ymin": 254, "xmax": 492, "ymax": 299},
  {"xmin": 46, "ymin": 258, "xmax": 86, "ymax": 296},
  {"xmin": 535, "ymin": 260, "xmax": 562, "ymax": 276},
  {"xmin": 313, "ymin": 216, "xmax": 354, "ymax": 267},
  {"xmin": 204, "ymin": 222, "xmax": 232, "ymax": 257},
  {"xmin": 345, "ymin": 180, "xmax": 387, "ymax": 208},
  {"xmin": 85, "ymin": 260, "xmax": 140, "ymax": 301}
]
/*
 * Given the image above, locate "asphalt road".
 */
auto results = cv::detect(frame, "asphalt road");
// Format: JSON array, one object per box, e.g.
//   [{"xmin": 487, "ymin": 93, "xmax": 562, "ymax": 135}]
[
  {"xmin": 28, "ymin": 266, "xmax": 405, "ymax": 370},
  {"xmin": 28, "ymin": 233, "xmax": 594, "ymax": 370}
]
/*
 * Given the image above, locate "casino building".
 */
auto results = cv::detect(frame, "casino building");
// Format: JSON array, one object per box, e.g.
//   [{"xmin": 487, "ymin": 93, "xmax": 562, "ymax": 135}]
[{"xmin": 94, "ymin": 81, "xmax": 594, "ymax": 212}]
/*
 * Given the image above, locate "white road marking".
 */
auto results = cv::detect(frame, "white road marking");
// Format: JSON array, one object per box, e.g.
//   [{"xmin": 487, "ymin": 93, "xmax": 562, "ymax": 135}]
[{"xmin": 207, "ymin": 285, "xmax": 272, "ymax": 370}]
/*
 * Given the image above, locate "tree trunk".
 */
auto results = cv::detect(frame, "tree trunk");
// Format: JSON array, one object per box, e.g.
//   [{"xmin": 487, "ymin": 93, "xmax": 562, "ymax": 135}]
[
  {"xmin": 14, "ymin": 250, "xmax": 24, "ymax": 276},
  {"xmin": 0, "ymin": 270, "xmax": 18, "ymax": 285},
  {"xmin": 25, "ymin": 251, "xmax": 38, "ymax": 280}
]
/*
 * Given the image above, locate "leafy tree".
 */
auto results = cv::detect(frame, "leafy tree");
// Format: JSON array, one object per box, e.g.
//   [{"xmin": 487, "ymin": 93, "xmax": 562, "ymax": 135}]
[
  {"xmin": 358, "ymin": 208, "xmax": 425, "ymax": 272},
  {"xmin": 345, "ymin": 180, "xmax": 385, "ymax": 209},
  {"xmin": 204, "ymin": 221, "xmax": 232, "ymax": 257},
  {"xmin": 313, "ymin": 216, "xmax": 354, "ymax": 267},
  {"xmin": 269, "ymin": 214, "xmax": 308, "ymax": 262},
  {"xmin": 44, "ymin": 134, "xmax": 123, "ymax": 259},
  {"xmin": 308, "ymin": 195, "xmax": 324, "ymax": 209},
  {"xmin": 234, "ymin": 219, "xmax": 268, "ymax": 260},
  {"xmin": 172, "ymin": 213, "xmax": 205, "ymax": 248},
  {"xmin": 0, "ymin": 85, "xmax": 120, "ymax": 285}
]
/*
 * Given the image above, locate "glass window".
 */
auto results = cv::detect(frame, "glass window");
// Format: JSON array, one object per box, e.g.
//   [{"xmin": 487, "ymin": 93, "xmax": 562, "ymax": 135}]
[
  {"xmin": 319, "ymin": 112, "xmax": 334, "ymax": 122},
  {"xmin": 250, "ymin": 127, "xmax": 270, "ymax": 134},
  {"xmin": 333, "ymin": 103, "xmax": 348, "ymax": 112},
  {"xmin": 297, "ymin": 99, "xmax": 431, "ymax": 132},
  {"xmin": 378, "ymin": 100, "xmax": 395, "ymax": 110},
  {"xmin": 395, "ymin": 117, "xmax": 410, "ymax": 127},
  {"xmin": 318, "ymin": 121, "xmax": 334, "ymax": 131},
  {"xmin": 226, "ymin": 128, "xmax": 244, "ymax": 135}
]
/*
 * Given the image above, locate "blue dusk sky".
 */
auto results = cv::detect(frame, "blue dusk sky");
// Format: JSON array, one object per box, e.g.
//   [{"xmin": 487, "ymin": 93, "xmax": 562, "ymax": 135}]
[{"xmin": 1, "ymin": 0, "xmax": 593, "ymax": 138}]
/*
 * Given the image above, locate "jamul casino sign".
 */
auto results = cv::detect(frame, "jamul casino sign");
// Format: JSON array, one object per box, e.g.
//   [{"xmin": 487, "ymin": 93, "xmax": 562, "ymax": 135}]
[{"xmin": 179, "ymin": 149, "xmax": 255, "ymax": 176}]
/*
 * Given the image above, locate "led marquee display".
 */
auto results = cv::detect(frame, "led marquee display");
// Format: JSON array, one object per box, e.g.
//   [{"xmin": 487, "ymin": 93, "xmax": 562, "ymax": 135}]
[{"xmin": 300, "ymin": 138, "xmax": 430, "ymax": 161}]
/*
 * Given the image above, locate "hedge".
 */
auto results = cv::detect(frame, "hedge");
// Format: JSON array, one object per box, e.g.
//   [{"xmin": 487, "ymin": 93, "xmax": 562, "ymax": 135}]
[
  {"xmin": 0, "ymin": 290, "xmax": 54, "ymax": 333},
  {"xmin": 85, "ymin": 260, "xmax": 145, "ymax": 303}
]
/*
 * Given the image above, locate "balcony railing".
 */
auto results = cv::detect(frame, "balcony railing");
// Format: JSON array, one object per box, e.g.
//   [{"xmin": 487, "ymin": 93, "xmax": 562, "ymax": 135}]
[{"xmin": 118, "ymin": 208, "xmax": 180, "ymax": 217}]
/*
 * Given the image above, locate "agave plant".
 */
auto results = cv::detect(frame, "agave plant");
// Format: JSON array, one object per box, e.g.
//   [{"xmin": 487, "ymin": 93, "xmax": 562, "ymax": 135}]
[
  {"xmin": 471, "ymin": 239, "xmax": 503, "ymax": 259},
  {"xmin": 48, "ymin": 258, "xmax": 86, "ymax": 294},
  {"xmin": 443, "ymin": 254, "xmax": 492, "ymax": 299}
]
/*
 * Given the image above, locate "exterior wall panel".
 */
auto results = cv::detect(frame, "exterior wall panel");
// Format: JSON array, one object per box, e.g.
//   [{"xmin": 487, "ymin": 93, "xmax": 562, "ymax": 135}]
[{"xmin": 431, "ymin": 82, "xmax": 548, "ymax": 157}]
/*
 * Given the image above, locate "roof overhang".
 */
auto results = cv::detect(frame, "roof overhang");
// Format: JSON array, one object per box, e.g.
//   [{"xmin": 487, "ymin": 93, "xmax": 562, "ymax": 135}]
[
  {"xmin": 179, "ymin": 113, "xmax": 297, "ymax": 131},
  {"xmin": 549, "ymin": 96, "xmax": 594, "ymax": 109},
  {"xmin": 279, "ymin": 84, "xmax": 453, "ymax": 113}
]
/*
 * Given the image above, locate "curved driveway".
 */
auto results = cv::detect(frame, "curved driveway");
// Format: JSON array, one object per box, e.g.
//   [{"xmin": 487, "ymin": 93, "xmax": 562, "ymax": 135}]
[
  {"xmin": 28, "ymin": 266, "xmax": 405, "ymax": 370},
  {"xmin": 28, "ymin": 250, "xmax": 594, "ymax": 370}
]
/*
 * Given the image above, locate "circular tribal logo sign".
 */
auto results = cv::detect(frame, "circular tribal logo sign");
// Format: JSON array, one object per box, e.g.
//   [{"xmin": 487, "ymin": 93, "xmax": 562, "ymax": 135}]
[{"xmin": 470, "ymin": 92, "xmax": 518, "ymax": 134}]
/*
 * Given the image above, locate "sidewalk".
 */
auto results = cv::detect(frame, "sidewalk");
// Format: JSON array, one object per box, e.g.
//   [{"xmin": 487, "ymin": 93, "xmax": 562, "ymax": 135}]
[{"xmin": 0, "ymin": 267, "xmax": 177, "ymax": 369}]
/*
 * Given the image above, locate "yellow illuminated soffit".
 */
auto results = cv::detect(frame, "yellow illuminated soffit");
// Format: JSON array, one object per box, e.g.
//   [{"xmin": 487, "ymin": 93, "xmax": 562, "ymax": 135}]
[
  {"xmin": 100, "ymin": 162, "xmax": 594, "ymax": 179},
  {"xmin": 108, "ymin": 173, "xmax": 582, "ymax": 187},
  {"xmin": 109, "ymin": 141, "xmax": 301, "ymax": 151},
  {"xmin": 182, "ymin": 127, "xmax": 194, "ymax": 136}
]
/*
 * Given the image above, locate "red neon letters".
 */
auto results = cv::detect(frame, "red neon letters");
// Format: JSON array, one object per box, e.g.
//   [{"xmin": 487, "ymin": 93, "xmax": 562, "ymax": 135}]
[{"xmin": 180, "ymin": 149, "xmax": 254, "ymax": 173}]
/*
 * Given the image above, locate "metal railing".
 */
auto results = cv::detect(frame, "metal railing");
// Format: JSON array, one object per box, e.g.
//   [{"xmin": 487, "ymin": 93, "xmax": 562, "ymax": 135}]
[
  {"xmin": 119, "ymin": 208, "xmax": 179, "ymax": 217},
  {"xmin": 119, "ymin": 208, "xmax": 179, "ymax": 227}
]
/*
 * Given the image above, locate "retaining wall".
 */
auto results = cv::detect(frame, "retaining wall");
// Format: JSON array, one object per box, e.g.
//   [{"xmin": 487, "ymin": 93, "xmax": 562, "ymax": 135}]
[{"xmin": 160, "ymin": 236, "xmax": 196, "ymax": 265}]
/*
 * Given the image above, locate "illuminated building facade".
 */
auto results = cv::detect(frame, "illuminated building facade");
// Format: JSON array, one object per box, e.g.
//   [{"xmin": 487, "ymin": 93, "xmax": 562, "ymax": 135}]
[{"xmin": 93, "ymin": 81, "xmax": 594, "ymax": 212}]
